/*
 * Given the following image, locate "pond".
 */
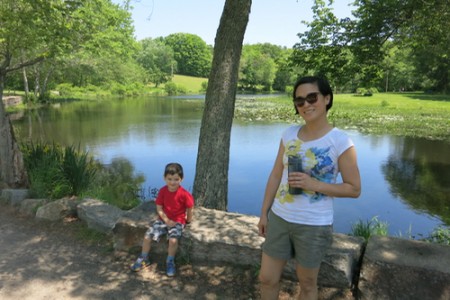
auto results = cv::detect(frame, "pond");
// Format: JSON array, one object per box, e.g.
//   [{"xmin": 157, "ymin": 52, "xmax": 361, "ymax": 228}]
[{"xmin": 10, "ymin": 96, "xmax": 450, "ymax": 237}]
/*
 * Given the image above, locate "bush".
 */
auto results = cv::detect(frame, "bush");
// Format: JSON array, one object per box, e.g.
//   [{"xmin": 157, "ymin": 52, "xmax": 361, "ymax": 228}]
[
  {"xmin": 56, "ymin": 83, "xmax": 74, "ymax": 97},
  {"xmin": 62, "ymin": 145, "xmax": 97, "ymax": 195},
  {"xmin": 424, "ymin": 227, "xmax": 450, "ymax": 245},
  {"xmin": 21, "ymin": 142, "xmax": 145, "ymax": 210},
  {"xmin": 164, "ymin": 82, "xmax": 178, "ymax": 95},
  {"xmin": 200, "ymin": 81, "xmax": 208, "ymax": 92},
  {"xmin": 176, "ymin": 84, "xmax": 187, "ymax": 95},
  {"xmin": 21, "ymin": 142, "xmax": 95, "ymax": 199},
  {"xmin": 85, "ymin": 157, "xmax": 145, "ymax": 210}
]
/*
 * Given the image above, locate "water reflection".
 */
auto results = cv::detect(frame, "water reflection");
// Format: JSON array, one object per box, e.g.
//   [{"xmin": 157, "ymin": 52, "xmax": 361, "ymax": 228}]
[
  {"xmin": 382, "ymin": 137, "xmax": 450, "ymax": 225},
  {"xmin": 10, "ymin": 96, "xmax": 450, "ymax": 236}
]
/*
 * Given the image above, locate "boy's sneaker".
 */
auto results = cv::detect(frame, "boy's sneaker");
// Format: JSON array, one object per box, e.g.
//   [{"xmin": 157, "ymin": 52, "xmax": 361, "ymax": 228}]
[
  {"xmin": 166, "ymin": 260, "xmax": 176, "ymax": 277},
  {"xmin": 130, "ymin": 257, "xmax": 150, "ymax": 272}
]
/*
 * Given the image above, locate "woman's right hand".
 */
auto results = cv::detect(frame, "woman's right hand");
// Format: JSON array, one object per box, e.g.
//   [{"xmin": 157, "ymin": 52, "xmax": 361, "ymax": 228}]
[{"xmin": 258, "ymin": 215, "xmax": 268, "ymax": 237}]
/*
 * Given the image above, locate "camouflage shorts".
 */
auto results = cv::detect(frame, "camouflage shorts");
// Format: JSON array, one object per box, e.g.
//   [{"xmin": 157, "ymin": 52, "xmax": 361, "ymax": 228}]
[{"xmin": 144, "ymin": 220, "xmax": 184, "ymax": 242}]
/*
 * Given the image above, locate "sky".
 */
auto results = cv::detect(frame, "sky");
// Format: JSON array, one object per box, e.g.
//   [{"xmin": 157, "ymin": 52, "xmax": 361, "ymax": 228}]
[{"xmin": 120, "ymin": 0, "xmax": 355, "ymax": 47}]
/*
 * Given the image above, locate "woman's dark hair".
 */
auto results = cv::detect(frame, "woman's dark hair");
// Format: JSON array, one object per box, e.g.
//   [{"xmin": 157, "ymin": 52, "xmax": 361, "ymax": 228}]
[
  {"xmin": 292, "ymin": 76, "xmax": 333, "ymax": 113},
  {"xmin": 164, "ymin": 162, "xmax": 184, "ymax": 179}
]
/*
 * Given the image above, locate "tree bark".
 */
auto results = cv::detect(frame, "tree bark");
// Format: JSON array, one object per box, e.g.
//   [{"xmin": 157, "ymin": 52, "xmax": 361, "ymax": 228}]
[
  {"xmin": 0, "ymin": 72, "xmax": 29, "ymax": 188},
  {"xmin": 193, "ymin": 0, "xmax": 252, "ymax": 210}
]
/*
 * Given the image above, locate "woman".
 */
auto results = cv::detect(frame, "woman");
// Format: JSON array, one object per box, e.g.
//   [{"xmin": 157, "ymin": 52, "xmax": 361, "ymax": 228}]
[{"xmin": 258, "ymin": 76, "xmax": 361, "ymax": 300}]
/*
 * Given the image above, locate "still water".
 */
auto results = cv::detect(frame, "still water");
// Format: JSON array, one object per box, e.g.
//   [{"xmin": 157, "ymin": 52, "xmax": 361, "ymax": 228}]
[{"xmin": 11, "ymin": 96, "xmax": 450, "ymax": 236}]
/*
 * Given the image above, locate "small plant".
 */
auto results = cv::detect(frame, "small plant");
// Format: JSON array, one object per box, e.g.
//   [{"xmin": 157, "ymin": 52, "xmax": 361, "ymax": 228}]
[
  {"xmin": 424, "ymin": 226, "xmax": 450, "ymax": 245},
  {"xmin": 349, "ymin": 216, "xmax": 389, "ymax": 243}
]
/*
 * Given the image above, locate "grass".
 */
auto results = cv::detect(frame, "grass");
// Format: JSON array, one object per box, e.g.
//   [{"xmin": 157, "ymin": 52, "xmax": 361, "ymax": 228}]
[
  {"xmin": 349, "ymin": 217, "xmax": 450, "ymax": 245},
  {"xmin": 349, "ymin": 217, "xmax": 389, "ymax": 243},
  {"xmin": 171, "ymin": 74, "xmax": 207, "ymax": 94}
]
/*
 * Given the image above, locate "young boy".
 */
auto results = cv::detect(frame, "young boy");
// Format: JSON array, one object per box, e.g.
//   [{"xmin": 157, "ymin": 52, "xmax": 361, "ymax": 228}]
[{"xmin": 130, "ymin": 162, "xmax": 194, "ymax": 276}]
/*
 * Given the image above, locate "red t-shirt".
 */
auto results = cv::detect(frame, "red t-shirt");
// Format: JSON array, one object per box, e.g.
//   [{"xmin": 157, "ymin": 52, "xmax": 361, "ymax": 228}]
[{"xmin": 155, "ymin": 186, "xmax": 194, "ymax": 224}]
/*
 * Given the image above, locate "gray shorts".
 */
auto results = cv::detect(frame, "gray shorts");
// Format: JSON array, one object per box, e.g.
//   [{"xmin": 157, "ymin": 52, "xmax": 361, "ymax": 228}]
[
  {"xmin": 262, "ymin": 210, "xmax": 333, "ymax": 268},
  {"xmin": 144, "ymin": 220, "xmax": 184, "ymax": 242}
]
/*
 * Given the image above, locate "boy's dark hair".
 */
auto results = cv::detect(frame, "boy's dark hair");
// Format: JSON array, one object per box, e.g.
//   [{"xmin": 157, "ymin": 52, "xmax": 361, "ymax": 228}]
[
  {"xmin": 164, "ymin": 163, "xmax": 184, "ymax": 179},
  {"xmin": 292, "ymin": 76, "xmax": 333, "ymax": 113}
]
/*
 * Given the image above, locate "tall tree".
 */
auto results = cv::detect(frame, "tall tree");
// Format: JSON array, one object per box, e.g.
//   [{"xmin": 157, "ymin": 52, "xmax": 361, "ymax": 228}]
[
  {"xmin": 0, "ymin": 0, "xmax": 134, "ymax": 187},
  {"xmin": 193, "ymin": 0, "xmax": 252, "ymax": 210},
  {"xmin": 351, "ymin": 0, "xmax": 450, "ymax": 91},
  {"xmin": 164, "ymin": 33, "xmax": 212, "ymax": 77},
  {"xmin": 291, "ymin": 0, "xmax": 357, "ymax": 90},
  {"xmin": 135, "ymin": 38, "xmax": 176, "ymax": 87},
  {"xmin": 239, "ymin": 45, "xmax": 276, "ymax": 91},
  {"xmin": 0, "ymin": 0, "xmax": 73, "ymax": 187}
]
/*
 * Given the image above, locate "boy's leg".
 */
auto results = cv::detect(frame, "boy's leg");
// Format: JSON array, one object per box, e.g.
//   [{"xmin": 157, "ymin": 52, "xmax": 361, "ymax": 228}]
[
  {"xmin": 167, "ymin": 237, "xmax": 178, "ymax": 257},
  {"xmin": 130, "ymin": 226, "xmax": 157, "ymax": 272},
  {"xmin": 140, "ymin": 236, "xmax": 152, "ymax": 258},
  {"xmin": 166, "ymin": 223, "xmax": 183, "ymax": 276}
]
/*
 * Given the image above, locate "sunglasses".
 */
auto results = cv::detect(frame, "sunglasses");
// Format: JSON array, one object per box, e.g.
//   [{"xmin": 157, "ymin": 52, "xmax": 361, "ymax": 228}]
[{"xmin": 293, "ymin": 92, "xmax": 320, "ymax": 107}]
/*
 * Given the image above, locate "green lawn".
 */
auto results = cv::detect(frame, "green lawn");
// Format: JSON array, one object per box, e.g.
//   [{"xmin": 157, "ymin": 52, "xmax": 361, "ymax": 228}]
[{"xmin": 171, "ymin": 74, "xmax": 208, "ymax": 94}]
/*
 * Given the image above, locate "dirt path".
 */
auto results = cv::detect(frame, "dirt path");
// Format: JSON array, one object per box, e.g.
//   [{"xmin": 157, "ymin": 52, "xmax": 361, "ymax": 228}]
[{"xmin": 0, "ymin": 204, "xmax": 302, "ymax": 300}]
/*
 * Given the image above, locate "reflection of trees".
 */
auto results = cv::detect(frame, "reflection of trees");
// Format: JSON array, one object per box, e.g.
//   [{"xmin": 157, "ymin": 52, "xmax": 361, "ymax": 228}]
[
  {"xmin": 382, "ymin": 154, "xmax": 450, "ymax": 225},
  {"xmin": 12, "ymin": 98, "xmax": 204, "ymax": 147}
]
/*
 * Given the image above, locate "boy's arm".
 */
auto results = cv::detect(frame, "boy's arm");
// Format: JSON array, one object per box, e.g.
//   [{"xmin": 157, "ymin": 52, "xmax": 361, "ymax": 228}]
[
  {"xmin": 156, "ymin": 204, "xmax": 173, "ymax": 225},
  {"xmin": 186, "ymin": 207, "xmax": 194, "ymax": 224}
]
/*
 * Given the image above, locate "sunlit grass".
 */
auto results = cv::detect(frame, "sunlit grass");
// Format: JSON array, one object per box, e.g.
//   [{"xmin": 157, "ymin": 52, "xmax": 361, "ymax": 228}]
[
  {"xmin": 171, "ymin": 74, "xmax": 207, "ymax": 93},
  {"xmin": 349, "ymin": 217, "xmax": 450, "ymax": 245},
  {"xmin": 349, "ymin": 216, "xmax": 389, "ymax": 243}
]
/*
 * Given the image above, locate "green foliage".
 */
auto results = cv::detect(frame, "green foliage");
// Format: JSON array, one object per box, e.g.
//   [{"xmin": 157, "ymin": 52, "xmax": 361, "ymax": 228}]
[
  {"xmin": 239, "ymin": 44, "xmax": 277, "ymax": 91},
  {"xmin": 350, "ymin": 216, "xmax": 389, "ymax": 243},
  {"xmin": 424, "ymin": 227, "xmax": 450, "ymax": 245},
  {"xmin": 21, "ymin": 142, "xmax": 96, "ymax": 199},
  {"xmin": 164, "ymin": 33, "xmax": 212, "ymax": 77},
  {"xmin": 163, "ymin": 82, "xmax": 188, "ymax": 96},
  {"xmin": 136, "ymin": 38, "xmax": 175, "ymax": 87},
  {"xmin": 62, "ymin": 145, "xmax": 97, "ymax": 195},
  {"xmin": 164, "ymin": 82, "xmax": 178, "ymax": 96},
  {"xmin": 201, "ymin": 81, "xmax": 208, "ymax": 92},
  {"xmin": 350, "ymin": 216, "xmax": 450, "ymax": 246},
  {"xmin": 86, "ymin": 158, "xmax": 144, "ymax": 210}
]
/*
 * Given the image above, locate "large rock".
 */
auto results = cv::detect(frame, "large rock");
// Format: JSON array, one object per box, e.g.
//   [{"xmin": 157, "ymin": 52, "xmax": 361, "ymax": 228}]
[
  {"xmin": 0, "ymin": 189, "xmax": 29, "ymax": 206},
  {"xmin": 77, "ymin": 198, "xmax": 125, "ymax": 234},
  {"xmin": 187, "ymin": 206, "xmax": 265, "ymax": 266},
  {"xmin": 358, "ymin": 235, "xmax": 450, "ymax": 299},
  {"xmin": 35, "ymin": 197, "xmax": 79, "ymax": 221},
  {"xmin": 19, "ymin": 198, "xmax": 49, "ymax": 216},
  {"xmin": 112, "ymin": 201, "xmax": 159, "ymax": 253}
]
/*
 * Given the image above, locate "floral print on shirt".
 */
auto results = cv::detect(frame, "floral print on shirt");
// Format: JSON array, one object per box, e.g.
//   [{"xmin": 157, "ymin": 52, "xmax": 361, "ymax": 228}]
[{"xmin": 280, "ymin": 139, "xmax": 335, "ymax": 204}]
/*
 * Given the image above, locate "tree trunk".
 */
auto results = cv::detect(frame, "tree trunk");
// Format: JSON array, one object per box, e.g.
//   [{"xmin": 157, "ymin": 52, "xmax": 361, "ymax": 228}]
[
  {"xmin": 0, "ymin": 71, "xmax": 29, "ymax": 188},
  {"xmin": 33, "ymin": 65, "xmax": 40, "ymax": 99},
  {"xmin": 193, "ymin": 0, "xmax": 252, "ymax": 210},
  {"xmin": 22, "ymin": 67, "xmax": 29, "ymax": 100},
  {"xmin": 41, "ymin": 65, "xmax": 55, "ymax": 100}
]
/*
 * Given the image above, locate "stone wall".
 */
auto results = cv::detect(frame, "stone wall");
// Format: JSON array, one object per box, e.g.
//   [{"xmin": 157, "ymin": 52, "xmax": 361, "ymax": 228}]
[{"xmin": 1, "ymin": 188, "xmax": 450, "ymax": 299}]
